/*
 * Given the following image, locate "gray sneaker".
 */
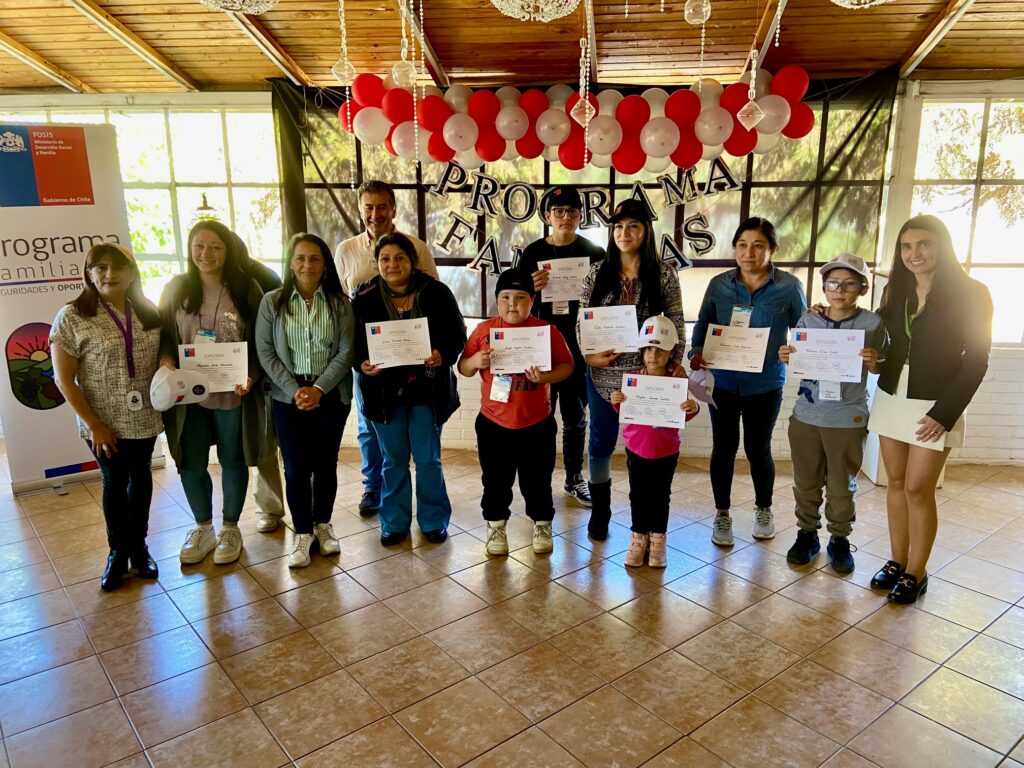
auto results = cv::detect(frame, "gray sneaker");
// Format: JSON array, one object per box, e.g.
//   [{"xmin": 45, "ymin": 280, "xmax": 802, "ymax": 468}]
[
  {"xmin": 712, "ymin": 514, "xmax": 734, "ymax": 547},
  {"xmin": 179, "ymin": 526, "xmax": 217, "ymax": 564},
  {"xmin": 486, "ymin": 520, "xmax": 509, "ymax": 556},
  {"xmin": 753, "ymin": 506, "xmax": 775, "ymax": 540}
]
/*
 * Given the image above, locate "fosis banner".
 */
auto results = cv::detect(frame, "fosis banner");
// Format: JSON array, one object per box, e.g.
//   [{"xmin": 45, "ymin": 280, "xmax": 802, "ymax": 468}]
[{"xmin": 0, "ymin": 123, "xmax": 130, "ymax": 489}]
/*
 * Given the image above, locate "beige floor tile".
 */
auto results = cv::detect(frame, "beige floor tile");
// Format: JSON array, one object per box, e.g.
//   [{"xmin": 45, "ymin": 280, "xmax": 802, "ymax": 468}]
[
  {"xmin": 849, "ymin": 705, "xmax": 1002, "ymax": 768},
  {"xmin": 27, "ymin": 503, "xmax": 104, "ymax": 538},
  {"xmin": 984, "ymin": 605, "xmax": 1024, "ymax": 649},
  {"xmin": 809, "ymin": 628, "xmax": 937, "ymax": 700},
  {"xmin": 155, "ymin": 555, "xmax": 242, "ymax": 592},
  {"xmin": 245, "ymin": 552, "xmax": 343, "ymax": 596},
  {"xmin": 914, "ymin": 577, "xmax": 1013, "ymax": 631},
  {"xmin": 220, "ymin": 630, "xmax": 339, "ymax": 704},
  {"xmin": 4, "ymin": 700, "xmax": 140, "ymax": 768},
  {"xmin": 426, "ymin": 607, "xmax": 540, "ymax": 673},
  {"xmin": 166, "ymin": 568, "xmax": 269, "ymax": 622},
  {"xmin": 559, "ymin": 520, "xmax": 633, "ymax": 557},
  {"xmin": 38, "ymin": 522, "xmax": 109, "ymax": 561},
  {"xmin": 347, "ymin": 551, "xmax": 445, "ymax": 599},
  {"xmin": 255, "ymin": 669, "xmax": 386, "ymax": 760},
  {"xmin": 383, "ymin": 575, "xmax": 488, "ymax": 633},
  {"xmin": 717, "ymin": 546, "xmax": 816, "ymax": 591},
  {"xmin": 731, "ymin": 594, "xmax": 848, "ymax": 655},
  {"xmin": 554, "ymin": 561, "xmax": 661, "ymax": 610},
  {"xmin": 495, "ymin": 582, "xmax": 603, "ymax": 638},
  {"xmin": 146, "ymin": 708, "xmax": 287, "ymax": 767},
  {"xmin": 477, "ymin": 643, "xmax": 603, "ymax": 722},
  {"xmin": 948, "ymin": 634, "xmax": 1024, "ymax": 699},
  {"xmin": 272, "ymin": 571, "xmax": 376, "ymax": 628},
  {"xmin": 779, "ymin": 570, "xmax": 888, "ymax": 624},
  {"xmin": 0, "ymin": 619, "xmax": 93, "ymax": 686},
  {"xmin": 508, "ymin": 539, "xmax": 604, "ymax": 580},
  {"xmin": 411, "ymin": 532, "xmax": 492, "ymax": 574},
  {"xmin": 549, "ymin": 613, "xmax": 668, "ymax": 682},
  {"xmin": 0, "ymin": 563, "xmax": 61, "ymax": 606},
  {"xmin": 64, "ymin": 576, "xmax": 165, "ymax": 618},
  {"xmin": 666, "ymin": 522, "xmax": 750, "ymax": 563},
  {"xmin": 297, "ymin": 717, "xmax": 435, "ymax": 768},
  {"xmin": 0, "ymin": 589, "xmax": 76, "ymax": 642},
  {"xmin": 855, "ymin": 603, "xmax": 976, "ymax": 663},
  {"xmin": 80, "ymin": 592, "xmax": 186, "ymax": 652},
  {"xmin": 821, "ymin": 750, "xmax": 880, "ymax": 768},
  {"xmin": 346, "ymin": 635, "xmax": 468, "ymax": 712},
  {"xmin": 0, "ymin": 655, "xmax": 114, "ymax": 735},
  {"xmin": 677, "ymin": 621, "xmax": 800, "ymax": 691},
  {"xmin": 332, "ymin": 529, "xmax": 411, "ymax": 570},
  {"xmin": 967, "ymin": 535, "xmax": 1024, "ymax": 573},
  {"xmin": 0, "ymin": 539, "xmax": 48, "ymax": 575},
  {"xmin": 666, "ymin": 564, "xmax": 771, "ymax": 617},
  {"xmin": 309, "ymin": 601, "xmax": 418, "ymax": 666},
  {"xmin": 99, "ymin": 625, "xmax": 214, "ymax": 695},
  {"xmin": 465, "ymin": 726, "xmax": 584, "ymax": 767},
  {"xmin": 100, "ymin": 753, "xmax": 149, "ymax": 768},
  {"xmin": 18, "ymin": 486, "xmax": 95, "ymax": 516},
  {"xmin": 610, "ymin": 589, "xmax": 722, "ymax": 647},
  {"xmin": 192, "ymin": 596, "xmax": 302, "ymax": 658},
  {"xmin": 936, "ymin": 555, "xmax": 1024, "ymax": 603},
  {"xmin": 450, "ymin": 557, "xmax": 551, "ymax": 604}
]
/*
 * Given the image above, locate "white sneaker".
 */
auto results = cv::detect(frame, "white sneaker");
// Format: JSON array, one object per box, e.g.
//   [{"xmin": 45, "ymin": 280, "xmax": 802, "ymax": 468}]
[
  {"xmin": 712, "ymin": 514, "xmax": 734, "ymax": 547},
  {"xmin": 213, "ymin": 526, "xmax": 243, "ymax": 564},
  {"xmin": 256, "ymin": 515, "xmax": 280, "ymax": 533},
  {"xmin": 753, "ymin": 507, "xmax": 775, "ymax": 540},
  {"xmin": 486, "ymin": 520, "xmax": 509, "ymax": 556},
  {"xmin": 180, "ymin": 526, "xmax": 217, "ymax": 564},
  {"xmin": 532, "ymin": 521, "xmax": 553, "ymax": 554},
  {"xmin": 288, "ymin": 533, "xmax": 314, "ymax": 568},
  {"xmin": 314, "ymin": 523, "xmax": 340, "ymax": 556}
]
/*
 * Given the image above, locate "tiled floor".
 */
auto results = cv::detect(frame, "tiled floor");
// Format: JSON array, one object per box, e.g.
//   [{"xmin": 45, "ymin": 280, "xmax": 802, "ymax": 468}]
[{"xmin": 1, "ymin": 447, "xmax": 1023, "ymax": 767}]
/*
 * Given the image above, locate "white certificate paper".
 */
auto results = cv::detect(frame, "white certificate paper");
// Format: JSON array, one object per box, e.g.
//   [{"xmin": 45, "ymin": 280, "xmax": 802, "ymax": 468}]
[
  {"xmin": 790, "ymin": 328, "xmax": 865, "ymax": 383},
  {"xmin": 620, "ymin": 374, "xmax": 688, "ymax": 429},
  {"xmin": 489, "ymin": 326, "xmax": 551, "ymax": 375},
  {"xmin": 179, "ymin": 343, "xmax": 247, "ymax": 393},
  {"xmin": 702, "ymin": 324, "xmax": 770, "ymax": 373},
  {"xmin": 538, "ymin": 257, "xmax": 590, "ymax": 304},
  {"xmin": 366, "ymin": 318, "xmax": 431, "ymax": 369},
  {"xmin": 868, "ymin": 387, "xmax": 945, "ymax": 452},
  {"xmin": 580, "ymin": 305, "xmax": 639, "ymax": 354}
]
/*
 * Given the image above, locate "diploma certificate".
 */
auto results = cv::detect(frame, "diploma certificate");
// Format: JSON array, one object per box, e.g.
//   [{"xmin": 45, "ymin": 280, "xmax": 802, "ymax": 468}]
[
  {"xmin": 620, "ymin": 374, "xmax": 688, "ymax": 429},
  {"xmin": 580, "ymin": 305, "xmax": 639, "ymax": 354},
  {"xmin": 366, "ymin": 318, "xmax": 432, "ymax": 369},
  {"xmin": 537, "ymin": 257, "xmax": 590, "ymax": 304},
  {"xmin": 489, "ymin": 326, "xmax": 551, "ymax": 375},
  {"xmin": 179, "ymin": 343, "xmax": 247, "ymax": 393},
  {"xmin": 868, "ymin": 387, "xmax": 946, "ymax": 452},
  {"xmin": 790, "ymin": 328, "xmax": 865, "ymax": 383},
  {"xmin": 701, "ymin": 324, "xmax": 770, "ymax": 373}
]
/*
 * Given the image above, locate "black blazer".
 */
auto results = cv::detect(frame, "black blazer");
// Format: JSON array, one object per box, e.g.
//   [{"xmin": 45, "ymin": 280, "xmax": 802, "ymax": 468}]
[{"xmin": 877, "ymin": 275, "xmax": 992, "ymax": 431}]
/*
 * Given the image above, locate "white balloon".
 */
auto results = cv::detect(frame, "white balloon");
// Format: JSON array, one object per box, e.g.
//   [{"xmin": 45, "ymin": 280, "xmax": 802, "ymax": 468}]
[
  {"xmin": 352, "ymin": 107, "xmax": 390, "ymax": 145},
  {"xmin": 444, "ymin": 85, "xmax": 473, "ymax": 114},
  {"xmin": 536, "ymin": 108, "xmax": 571, "ymax": 146},
  {"xmin": 495, "ymin": 105, "xmax": 529, "ymax": 141},
  {"xmin": 590, "ymin": 152, "xmax": 612, "ymax": 168},
  {"xmin": 639, "ymin": 116, "xmax": 681, "ymax": 158},
  {"xmin": 701, "ymin": 143, "xmax": 723, "ymax": 160},
  {"xmin": 455, "ymin": 148, "xmax": 484, "ymax": 169},
  {"xmin": 502, "ymin": 140, "xmax": 518, "ymax": 161},
  {"xmin": 642, "ymin": 87, "xmax": 670, "ymax": 119},
  {"xmin": 422, "ymin": 85, "xmax": 444, "ymax": 100},
  {"xmin": 753, "ymin": 131, "xmax": 783, "ymax": 155},
  {"xmin": 690, "ymin": 78, "xmax": 723, "ymax": 108},
  {"xmin": 739, "ymin": 69, "xmax": 773, "ymax": 99},
  {"xmin": 495, "ymin": 86, "xmax": 522, "ymax": 107},
  {"xmin": 596, "ymin": 89, "xmax": 624, "ymax": 116},
  {"xmin": 546, "ymin": 84, "xmax": 575, "ymax": 109},
  {"xmin": 543, "ymin": 145, "xmax": 560, "ymax": 162},
  {"xmin": 391, "ymin": 120, "xmax": 418, "ymax": 159},
  {"xmin": 755, "ymin": 95, "xmax": 792, "ymax": 134},
  {"xmin": 443, "ymin": 113, "xmax": 479, "ymax": 152},
  {"xmin": 586, "ymin": 114, "xmax": 623, "ymax": 155},
  {"xmin": 694, "ymin": 106, "xmax": 733, "ymax": 146},
  {"xmin": 644, "ymin": 154, "xmax": 672, "ymax": 174}
]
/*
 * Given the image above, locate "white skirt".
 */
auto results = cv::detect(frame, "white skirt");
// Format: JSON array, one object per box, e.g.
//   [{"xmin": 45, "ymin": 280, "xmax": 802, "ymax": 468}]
[{"xmin": 896, "ymin": 367, "xmax": 966, "ymax": 449}]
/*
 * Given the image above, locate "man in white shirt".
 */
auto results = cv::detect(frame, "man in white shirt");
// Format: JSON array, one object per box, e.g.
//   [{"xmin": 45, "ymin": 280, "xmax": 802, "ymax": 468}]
[{"xmin": 334, "ymin": 179, "xmax": 439, "ymax": 515}]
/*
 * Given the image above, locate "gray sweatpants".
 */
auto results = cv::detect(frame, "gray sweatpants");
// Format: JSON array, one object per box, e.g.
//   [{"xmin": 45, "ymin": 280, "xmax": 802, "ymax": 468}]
[{"xmin": 788, "ymin": 416, "xmax": 866, "ymax": 537}]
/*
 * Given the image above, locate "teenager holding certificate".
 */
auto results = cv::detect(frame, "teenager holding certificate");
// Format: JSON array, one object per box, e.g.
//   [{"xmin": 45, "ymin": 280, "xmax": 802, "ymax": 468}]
[
  {"xmin": 353, "ymin": 232, "xmax": 466, "ymax": 546},
  {"xmin": 869, "ymin": 215, "xmax": 992, "ymax": 603},
  {"xmin": 159, "ymin": 220, "xmax": 267, "ymax": 566},
  {"xmin": 256, "ymin": 234, "xmax": 355, "ymax": 568},
  {"xmin": 690, "ymin": 217, "xmax": 806, "ymax": 547},
  {"xmin": 576, "ymin": 198, "xmax": 686, "ymax": 541}
]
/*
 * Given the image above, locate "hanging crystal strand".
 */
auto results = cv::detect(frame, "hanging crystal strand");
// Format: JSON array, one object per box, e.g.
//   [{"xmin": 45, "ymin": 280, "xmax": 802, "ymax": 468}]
[
  {"xmin": 698, "ymin": 21, "xmax": 705, "ymax": 80},
  {"xmin": 580, "ymin": 36, "xmax": 590, "ymax": 165},
  {"xmin": 336, "ymin": 0, "xmax": 356, "ymax": 187},
  {"xmin": 750, "ymin": 47, "xmax": 758, "ymax": 98},
  {"xmin": 409, "ymin": 0, "xmax": 420, "ymax": 168},
  {"xmin": 773, "ymin": 0, "xmax": 784, "ymax": 46},
  {"xmin": 624, "ymin": 0, "xmax": 629, "ymax": 18},
  {"xmin": 660, "ymin": 0, "xmax": 664, "ymax": 12}
]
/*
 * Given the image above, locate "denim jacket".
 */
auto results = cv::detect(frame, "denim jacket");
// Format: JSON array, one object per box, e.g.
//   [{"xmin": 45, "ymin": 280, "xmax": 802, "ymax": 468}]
[{"xmin": 690, "ymin": 266, "xmax": 806, "ymax": 395}]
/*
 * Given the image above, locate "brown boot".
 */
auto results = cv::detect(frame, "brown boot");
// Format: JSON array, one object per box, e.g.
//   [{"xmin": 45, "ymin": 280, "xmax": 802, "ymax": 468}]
[
  {"xmin": 624, "ymin": 532, "xmax": 649, "ymax": 567},
  {"xmin": 648, "ymin": 533, "xmax": 668, "ymax": 568}
]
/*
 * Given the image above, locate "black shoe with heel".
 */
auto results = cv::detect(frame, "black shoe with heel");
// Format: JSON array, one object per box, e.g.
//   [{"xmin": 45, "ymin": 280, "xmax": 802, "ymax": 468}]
[
  {"xmin": 131, "ymin": 546, "xmax": 159, "ymax": 579},
  {"xmin": 101, "ymin": 550, "xmax": 129, "ymax": 591},
  {"xmin": 870, "ymin": 560, "xmax": 904, "ymax": 590},
  {"xmin": 888, "ymin": 572, "xmax": 928, "ymax": 604}
]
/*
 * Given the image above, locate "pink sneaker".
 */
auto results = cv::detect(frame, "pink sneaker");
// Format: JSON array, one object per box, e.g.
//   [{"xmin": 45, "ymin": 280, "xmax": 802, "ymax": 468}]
[
  {"xmin": 648, "ymin": 533, "xmax": 668, "ymax": 568},
  {"xmin": 624, "ymin": 532, "xmax": 649, "ymax": 567}
]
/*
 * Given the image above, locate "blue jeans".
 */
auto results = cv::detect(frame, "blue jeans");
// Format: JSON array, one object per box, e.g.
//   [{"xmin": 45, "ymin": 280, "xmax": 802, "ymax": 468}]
[
  {"xmin": 178, "ymin": 405, "xmax": 248, "ymax": 524},
  {"xmin": 373, "ymin": 404, "xmax": 451, "ymax": 535},
  {"xmin": 586, "ymin": 370, "xmax": 620, "ymax": 484},
  {"xmin": 354, "ymin": 375, "xmax": 383, "ymax": 496}
]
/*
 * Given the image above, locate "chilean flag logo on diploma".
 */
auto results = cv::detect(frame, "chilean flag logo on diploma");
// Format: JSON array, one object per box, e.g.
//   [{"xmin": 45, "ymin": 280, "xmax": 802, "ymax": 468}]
[
  {"xmin": 370, "ymin": 326, "xmax": 382, "ymax": 335},
  {"xmin": 0, "ymin": 125, "xmax": 95, "ymax": 208},
  {"xmin": 583, "ymin": 310, "xmax": 594, "ymax": 320},
  {"xmin": 626, "ymin": 377, "xmax": 638, "ymax": 387},
  {"xmin": 712, "ymin": 328, "xmax": 723, "ymax": 336},
  {"xmin": 795, "ymin": 331, "xmax": 808, "ymax": 341}
]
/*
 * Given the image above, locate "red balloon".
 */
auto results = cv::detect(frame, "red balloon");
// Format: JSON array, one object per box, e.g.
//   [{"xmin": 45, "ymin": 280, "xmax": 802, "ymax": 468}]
[
  {"xmin": 516, "ymin": 127, "xmax": 544, "ymax": 159},
  {"xmin": 384, "ymin": 124, "xmax": 397, "ymax": 156},
  {"xmin": 724, "ymin": 124, "xmax": 757, "ymax": 156},
  {"xmin": 468, "ymin": 90, "xmax": 501, "ymax": 126},
  {"xmin": 564, "ymin": 92, "xmax": 599, "ymax": 118},
  {"xmin": 476, "ymin": 125, "xmax": 505, "ymax": 162},
  {"xmin": 782, "ymin": 102, "xmax": 815, "ymax": 139},
  {"xmin": 417, "ymin": 95, "xmax": 453, "ymax": 133},
  {"xmin": 771, "ymin": 65, "xmax": 810, "ymax": 103},
  {"xmin": 381, "ymin": 88, "xmax": 414, "ymax": 124},
  {"xmin": 558, "ymin": 125, "xmax": 588, "ymax": 170},
  {"xmin": 612, "ymin": 135, "xmax": 645, "ymax": 175},
  {"xmin": 519, "ymin": 89, "xmax": 549, "ymax": 119},
  {"xmin": 720, "ymin": 83, "xmax": 750, "ymax": 115},
  {"xmin": 427, "ymin": 131, "xmax": 456, "ymax": 163},
  {"xmin": 615, "ymin": 95, "xmax": 651, "ymax": 136},
  {"xmin": 352, "ymin": 73, "xmax": 386, "ymax": 108},
  {"xmin": 670, "ymin": 129, "xmax": 702, "ymax": 168},
  {"xmin": 664, "ymin": 89, "xmax": 701, "ymax": 126},
  {"xmin": 337, "ymin": 101, "xmax": 362, "ymax": 132}
]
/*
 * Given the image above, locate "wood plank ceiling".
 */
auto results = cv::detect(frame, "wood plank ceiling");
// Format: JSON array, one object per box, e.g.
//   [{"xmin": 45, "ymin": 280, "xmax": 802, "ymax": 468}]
[{"xmin": 0, "ymin": 0, "xmax": 1022, "ymax": 94}]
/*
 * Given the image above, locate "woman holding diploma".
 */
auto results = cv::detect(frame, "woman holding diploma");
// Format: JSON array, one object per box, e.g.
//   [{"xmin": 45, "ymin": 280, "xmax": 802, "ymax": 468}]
[
  {"xmin": 577, "ymin": 198, "xmax": 686, "ymax": 541},
  {"xmin": 690, "ymin": 218, "xmax": 806, "ymax": 548},
  {"xmin": 870, "ymin": 215, "xmax": 992, "ymax": 603},
  {"xmin": 159, "ymin": 220, "xmax": 267, "ymax": 566},
  {"xmin": 256, "ymin": 234, "xmax": 355, "ymax": 568},
  {"xmin": 353, "ymin": 232, "xmax": 466, "ymax": 546}
]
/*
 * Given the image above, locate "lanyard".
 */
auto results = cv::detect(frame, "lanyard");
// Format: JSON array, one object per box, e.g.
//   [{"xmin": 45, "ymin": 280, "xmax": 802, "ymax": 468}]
[{"xmin": 101, "ymin": 300, "xmax": 135, "ymax": 379}]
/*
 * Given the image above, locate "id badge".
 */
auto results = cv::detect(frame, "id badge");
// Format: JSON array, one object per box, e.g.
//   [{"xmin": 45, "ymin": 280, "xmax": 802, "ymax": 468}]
[
  {"xmin": 819, "ymin": 381, "xmax": 842, "ymax": 401},
  {"xmin": 194, "ymin": 329, "xmax": 217, "ymax": 344},
  {"xmin": 490, "ymin": 375, "xmax": 513, "ymax": 403},
  {"xmin": 552, "ymin": 301, "xmax": 569, "ymax": 316},
  {"xmin": 730, "ymin": 306, "xmax": 753, "ymax": 328},
  {"xmin": 126, "ymin": 390, "xmax": 144, "ymax": 411}
]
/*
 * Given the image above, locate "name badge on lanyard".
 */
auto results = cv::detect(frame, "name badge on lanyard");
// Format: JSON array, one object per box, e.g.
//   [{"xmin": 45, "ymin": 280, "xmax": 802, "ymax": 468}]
[
  {"xmin": 731, "ymin": 305, "xmax": 753, "ymax": 328},
  {"xmin": 819, "ymin": 380, "xmax": 842, "ymax": 401},
  {"xmin": 194, "ymin": 329, "xmax": 217, "ymax": 344},
  {"xmin": 490, "ymin": 375, "xmax": 513, "ymax": 403}
]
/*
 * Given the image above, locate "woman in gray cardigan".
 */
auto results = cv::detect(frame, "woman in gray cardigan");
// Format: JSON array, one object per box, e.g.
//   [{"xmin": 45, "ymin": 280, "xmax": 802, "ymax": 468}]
[{"xmin": 256, "ymin": 233, "xmax": 356, "ymax": 568}]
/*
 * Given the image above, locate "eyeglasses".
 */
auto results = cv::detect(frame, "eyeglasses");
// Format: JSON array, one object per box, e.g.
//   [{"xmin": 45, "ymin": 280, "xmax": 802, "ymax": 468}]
[
  {"xmin": 823, "ymin": 279, "xmax": 864, "ymax": 293},
  {"xmin": 549, "ymin": 208, "xmax": 581, "ymax": 220}
]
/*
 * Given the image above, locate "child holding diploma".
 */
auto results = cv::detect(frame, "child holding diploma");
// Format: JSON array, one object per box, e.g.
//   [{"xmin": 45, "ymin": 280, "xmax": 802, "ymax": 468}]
[
  {"xmin": 458, "ymin": 268, "xmax": 574, "ymax": 557},
  {"xmin": 610, "ymin": 316, "xmax": 699, "ymax": 568},
  {"xmin": 778, "ymin": 254, "xmax": 887, "ymax": 574}
]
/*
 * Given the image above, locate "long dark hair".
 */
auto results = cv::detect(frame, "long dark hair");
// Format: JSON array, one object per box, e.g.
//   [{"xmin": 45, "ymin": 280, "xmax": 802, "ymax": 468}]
[
  {"xmin": 275, "ymin": 233, "xmax": 346, "ymax": 315},
  {"xmin": 178, "ymin": 220, "xmax": 254, "ymax": 318},
  {"xmin": 71, "ymin": 242, "xmax": 161, "ymax": 329},
  {"xmin": 591, "ymin": 216, "xmax": 664, "ymax": 315},
  {"xmin": 881, "ymin": 215, "xmax": 966, "ymax": 313}
]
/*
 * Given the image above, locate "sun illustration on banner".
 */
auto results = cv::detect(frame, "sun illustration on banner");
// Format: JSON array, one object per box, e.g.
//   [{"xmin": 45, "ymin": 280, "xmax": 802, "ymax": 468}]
[{"xmin": 6, "ymin": 323, "xmax": 64, "ymax": 410}]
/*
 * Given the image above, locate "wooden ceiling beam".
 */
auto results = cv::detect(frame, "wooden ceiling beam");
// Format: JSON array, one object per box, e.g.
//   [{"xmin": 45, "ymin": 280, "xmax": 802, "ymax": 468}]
[
  {"xmin": 394, "ymin": 0, "xmax": 450, "ymax": 87},
  {"xmin": 225, "ymin": 11, "xmax": 312, "ymax": 87},
  {"xmin": 900, "ymin": 0, "xmax": 976, "ymax": 77},
  {"xmin": 0, "ymin": 29, "xmax": 96, "ymax": 92}
]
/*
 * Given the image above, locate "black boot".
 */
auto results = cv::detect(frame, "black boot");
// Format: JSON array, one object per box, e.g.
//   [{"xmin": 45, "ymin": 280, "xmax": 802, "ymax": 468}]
[
  {"xmin": 587, "ymin": 481, "xmax": 612, "ymax": 541},
  {"xmin": 131, "ymin": 545, "xmax": 159, "ymax": 579},
  {"xmin": 101, "ymin": 550, "xmax": 129, "ymax": 591}
]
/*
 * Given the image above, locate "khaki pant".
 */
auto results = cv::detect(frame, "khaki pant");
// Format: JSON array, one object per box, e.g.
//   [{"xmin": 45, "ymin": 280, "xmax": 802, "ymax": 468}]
[{"xmin": 788, "ymin": 416, "xmax": 867, "ymax": 537}]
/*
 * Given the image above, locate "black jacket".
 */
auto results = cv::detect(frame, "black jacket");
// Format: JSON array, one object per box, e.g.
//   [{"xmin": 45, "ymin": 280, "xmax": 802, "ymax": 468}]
[
  {"xmin": 352, "ymin": 272, "xmax": 467, "ymax": 426},
  {"xmin": 877, "ymin": 275, "xmax": 992, "ymax": 431}
]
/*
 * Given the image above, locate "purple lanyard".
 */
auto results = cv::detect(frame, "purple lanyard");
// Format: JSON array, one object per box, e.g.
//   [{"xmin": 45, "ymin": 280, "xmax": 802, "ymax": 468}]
[{"xmin": 101, "ymin": 300, "xmax": 135, "ymax": 380}]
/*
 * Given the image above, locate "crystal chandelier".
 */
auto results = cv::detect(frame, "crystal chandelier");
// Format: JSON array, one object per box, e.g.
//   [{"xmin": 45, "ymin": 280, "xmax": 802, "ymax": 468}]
[
  {"xmin": 199, "ymin": 0, "xmax": 279, "ymax": 14},
  {"xmin": 489, "ymin": 0, "xmax": 581, "ymax": 23},
  {"xmin": 829, "ymin": 0, "xmax": 892, "ymax": 8}
]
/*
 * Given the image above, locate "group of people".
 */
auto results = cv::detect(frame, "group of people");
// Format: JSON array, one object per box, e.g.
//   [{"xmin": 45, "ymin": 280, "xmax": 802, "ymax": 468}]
[{"xmin": 50, "ymin": 178, "xmax": 992, "ymax": 608}]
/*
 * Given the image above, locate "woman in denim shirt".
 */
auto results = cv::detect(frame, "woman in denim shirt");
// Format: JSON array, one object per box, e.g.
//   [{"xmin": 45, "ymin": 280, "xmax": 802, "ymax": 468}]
[{"xmin": 690, "ymin": 217, "xmax": 806, "ymax": 547}]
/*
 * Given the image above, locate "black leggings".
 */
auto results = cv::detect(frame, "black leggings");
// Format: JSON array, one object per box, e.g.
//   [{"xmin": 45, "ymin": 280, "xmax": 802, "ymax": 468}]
[
  {"xmin": 88, "ymin": 435, "xmax": 158, "ymax": 551},
  {"xmin": 708, "ymin": 388, "xmax": 783, "ymax": 510}
]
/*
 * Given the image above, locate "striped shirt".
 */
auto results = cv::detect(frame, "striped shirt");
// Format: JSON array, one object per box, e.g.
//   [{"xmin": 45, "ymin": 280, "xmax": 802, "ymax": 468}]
[{"xmin": 284, "ymin": 287, "xmax": 334, "ymax": 376}]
